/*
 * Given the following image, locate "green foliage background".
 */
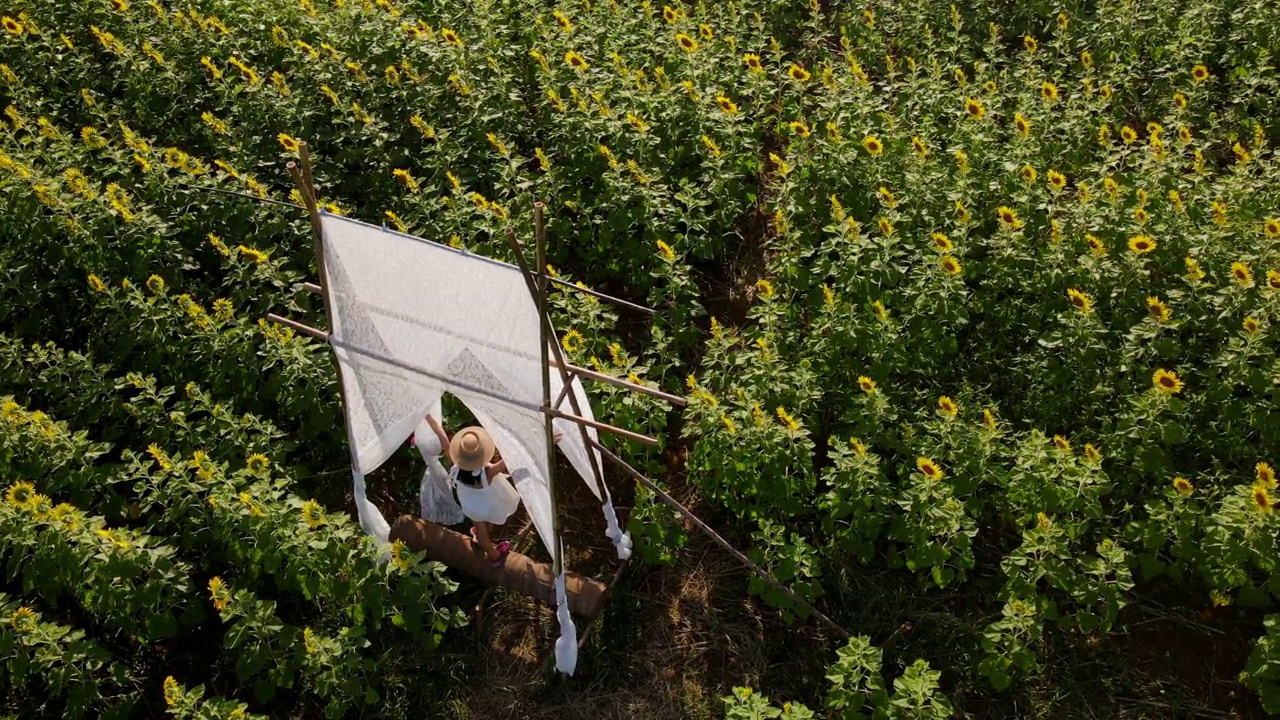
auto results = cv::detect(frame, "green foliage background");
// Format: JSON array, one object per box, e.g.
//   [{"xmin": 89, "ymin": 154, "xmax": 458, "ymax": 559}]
[{"xmin": 1, "ymin": 0, "xmax": 1279, "ymax": 716}]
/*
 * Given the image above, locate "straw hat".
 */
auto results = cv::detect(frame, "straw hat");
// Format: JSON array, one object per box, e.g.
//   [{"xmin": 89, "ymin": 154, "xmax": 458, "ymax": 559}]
[{"xmin": 449, "ymin": 426, "xmax": 496, "ymax": 472}]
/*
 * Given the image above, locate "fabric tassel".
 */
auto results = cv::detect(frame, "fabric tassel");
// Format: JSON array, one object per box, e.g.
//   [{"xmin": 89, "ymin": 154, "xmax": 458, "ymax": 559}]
[
  {"xmin": 553, "ymin": 571, "xmax": 579, "ymax": 675},
  {"xmin": 601, "ymin": 500, "xmax": 632, "ymax": 560},
  {"xmin": 352, "ymin": 468, "xmax": 391, "ymax": 543}
]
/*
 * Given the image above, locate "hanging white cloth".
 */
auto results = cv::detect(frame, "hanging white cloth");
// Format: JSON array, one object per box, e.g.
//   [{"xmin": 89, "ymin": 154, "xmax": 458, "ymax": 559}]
[{"xmin": 320, "ymin": 211, "xmax": 633, "ymax": 674}]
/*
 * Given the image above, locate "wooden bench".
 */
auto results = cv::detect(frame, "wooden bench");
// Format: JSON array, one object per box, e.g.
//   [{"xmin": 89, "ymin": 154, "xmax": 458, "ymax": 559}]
[{"xmin": 389, "ymin": 515, "xmax": 608, "ymax": 618}]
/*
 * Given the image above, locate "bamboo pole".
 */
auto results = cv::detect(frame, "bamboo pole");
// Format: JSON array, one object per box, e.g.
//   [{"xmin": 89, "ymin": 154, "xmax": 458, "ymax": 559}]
[
  {"xmin": 171, "ymin": 180, "xmax": 306, "ymax": 209},
  {"xmin": 267, "ymin": 314, "xmax": 665, "ymax": 446},
  {"xmin": 265, "ymin": 313, "xmax": 327, "ymax": 341},
  {"xmin": 508, "ymin": 204, "xmax": 636, "ymax": 675},
  {"xmin": 553, "ymin": 359, "xmax": 687, "ymax": 407},
  {"xmin": 552, "ymin": 379, "xmax": 573, "ymax": 410},
  {"xmin": 542, "ymin": 406, "xmax": 657, "ymax": 446},
  {"xmin": 286, "ymin": 144, "xmax": 366, "ymax": 504},
  {"xmin": 283, "ymin": 295, "xmax": 686, "ymax": 407},
  {"xmin": 534, "ymin": 204, "xmax": 563, "ymax": 584},
  {"xmin": 546, "ymin": 276, "xmax": 654, "ymax": 316},
  {"xmin": 588, "ymin": 438, "xmax": 851, "ymax": 639},
  {"xmin": 502, "ymin": 219, "xmax": 617, "ymax": 523}
]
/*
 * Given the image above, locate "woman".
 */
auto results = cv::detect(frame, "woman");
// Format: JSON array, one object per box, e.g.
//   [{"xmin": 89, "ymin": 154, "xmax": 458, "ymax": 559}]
[{"xmin": 423, "ymin": 415, "xmax": 521, "ymax": 567}]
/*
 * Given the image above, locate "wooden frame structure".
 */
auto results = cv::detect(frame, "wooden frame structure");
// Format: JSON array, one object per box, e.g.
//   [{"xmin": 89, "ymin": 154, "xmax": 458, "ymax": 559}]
[{"xmin": 259, "ymin": 141, "xmax": 848, "ymax": 670}]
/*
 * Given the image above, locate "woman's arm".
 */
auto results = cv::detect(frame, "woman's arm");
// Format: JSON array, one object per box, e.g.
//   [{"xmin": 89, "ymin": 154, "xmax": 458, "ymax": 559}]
[
  {"xmin": 425, "ymin": 414, "xmax": 451, "ymax": 453},
  {"xmin": 485, "ymin": 458, "xmax": 508, "ymax": 480},
  {"xmin": 483, "ymin": 433, "xmax": 562, "ymax": 479}
]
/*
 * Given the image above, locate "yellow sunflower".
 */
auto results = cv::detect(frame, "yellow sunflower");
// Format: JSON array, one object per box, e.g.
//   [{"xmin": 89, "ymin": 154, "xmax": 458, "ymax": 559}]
[
  {"xmin": 4, "ymin": 480, "xmax": 37, "ymax": 511},
  {"xmin": 1047, "ymin": 169, "xmax": 1066, "ymax": 191},
  {"xmin": 862, "ymin": 135, "xmax": 883, "ymax": 156},
  {"xmin": 917, "ymin": 457, "xmax": 944, "ymax": 480},
  {"xmin": 1173, "ymin": 477, "xmax": 1194, "ymax": 496},
  {"xmin": 940, "ymin": 255, "xmax": 962, "ymax": 275},
  {"xmin": 996, "ymin": 206, "xmax": 1021, "ymax": 229},
  {"xmin": 564, "ymin": 51, "xmax": 588, "ymax": 71},
  {"xmin": 1146, "ymin": 296, "xmax": 1171, "ymax": 322},
  {"xmin": 1014, "ymin": 113, "xmax": 1031, "ymax": 137},
  {"xmin": 9, "ymin": 606, "xmax": 36, "ymax": 631},
  {"xmin": 930, "ymin": 232, "xmax": 953, "ymax": 252},
  {"xmin": 1185, "ymin": 256, "xmax": 1206, "ymax": 282},
  {"xmin": 1252, "ymin": 484, "xmax": 1273, "ymax": 513},
  {"xmin": 788, "ymin": 63, "xmax": 810, "ymax": 82},
  {"xmin": 675, "ymin": 33, "xmax": 698, "ymax": 52},
  {"xmin": 1020, "ymin": 166, "xmax": 1037, "ymax": 184},
  {"xmin": 857, "ymin": 376, "xmax": 876, "ymax": 394},
  {"xmin": 561, "ymin": 328, "xmax": 584, "ymax": 353},
  {"xmin": 963, "ymin": 97, "xmax": 985, "ymax": 119},
  {"xmin": 1243, "ymin": 316, "xmax": 1260, "ymax": 335},
  {"xmin": 1053, "ymin": 435, "xmax": 1072, "ymax": 453},
  {"xmin": 301, "ymin": 499, "xmax": 325, "ymax": 529},
  {"xmin": 207, "ymin": 576, "xmax": 230, "ymax": 612},
  {"xmin": 911, "ymin": 136, "xmax": 928, "ymax": 156},
  {"xmin": 1191, "ymin": 64, "xmax": 1209, "ymax": 82},
  {"xmin": 1127, "ymin": 235, "xmax": 1157, "ymax": 255},
  {"xmin": 789, "ymin": 120, "xmax": 811, "ymax": 138},
  {"xmin": 1120, "ymin": 125, "xmax": 1137, "ymax": 144},
  {"xmin": 2, "ymin": 16, "xmax": 23, "ymax": 34},
  {"xmin": 1152, "ymin": 368, "xmax": 1183, "ymax": 395},
  {"xmin": 937, "ymin": 396, "xmax": 958, "ymax": 417},
  {"xmin": 1231, "ymin": 261, "xmax": 1253, "ymax": 286},
  {"xmin": 1258, "ymin": 462, "xmax": 1276, "ymax": 488},
  {"xmin": 1067, "ymin": 287, "xmax": 1093, "ymax": 313},
  {"xmin": 245, "ymin": 453, "xmax": 269, "ymax": 475},
  {"xmin": 1040, "ymin": 81, "xmax": 1059, "ymax": 102},
  {"xmin": 716, "ymin": 95, "xmax": 738, "ymax": 114},
  {"xmin": 1266, "ymin": 269, "xmax": 1280, "ymax": 290},
  {"xmin": 440, "ymin": 28, "xmax": 461, "ymax": 46},
  {"xmin": 1084, "ymin": 443, "xmax": 1102, "ymax": 464},
  {"xmin": 743, "ymin": 53, "xmax": 763, "ymax": 72}
]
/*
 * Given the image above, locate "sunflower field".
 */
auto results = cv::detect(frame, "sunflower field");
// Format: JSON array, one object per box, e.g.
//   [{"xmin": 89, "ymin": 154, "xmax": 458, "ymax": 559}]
[{"xmin": 1, "ymin": 0, "xmax": 1280, "ymax": 716}]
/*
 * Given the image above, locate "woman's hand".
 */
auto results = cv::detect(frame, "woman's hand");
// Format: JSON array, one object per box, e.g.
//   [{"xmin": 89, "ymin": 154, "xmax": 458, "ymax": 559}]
[{"xmin": 424, "ymin": 413, "xmax": 451, "ymax": 452}]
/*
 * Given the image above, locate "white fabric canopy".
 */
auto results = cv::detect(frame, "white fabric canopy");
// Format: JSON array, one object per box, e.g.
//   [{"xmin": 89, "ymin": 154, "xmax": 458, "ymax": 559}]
[{"xmin": 318, "ymin": 212, "xmax": 630, "ymax": 674}]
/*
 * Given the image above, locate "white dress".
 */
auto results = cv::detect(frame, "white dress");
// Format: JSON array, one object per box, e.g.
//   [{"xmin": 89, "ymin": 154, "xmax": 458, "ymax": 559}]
[
  {"xmin": 414, "ymin": 419, "xmax": 466, "ymax": 526},
  {"xmin": 452, "ymin": 465, "xmax": 521, "ymax": 525}
]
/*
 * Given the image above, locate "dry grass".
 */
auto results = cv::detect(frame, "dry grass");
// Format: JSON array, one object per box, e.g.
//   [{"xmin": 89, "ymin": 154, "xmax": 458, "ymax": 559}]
[{"xmin": 428, "ymin": 463, "xmax": 836, "ymax": 720}]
